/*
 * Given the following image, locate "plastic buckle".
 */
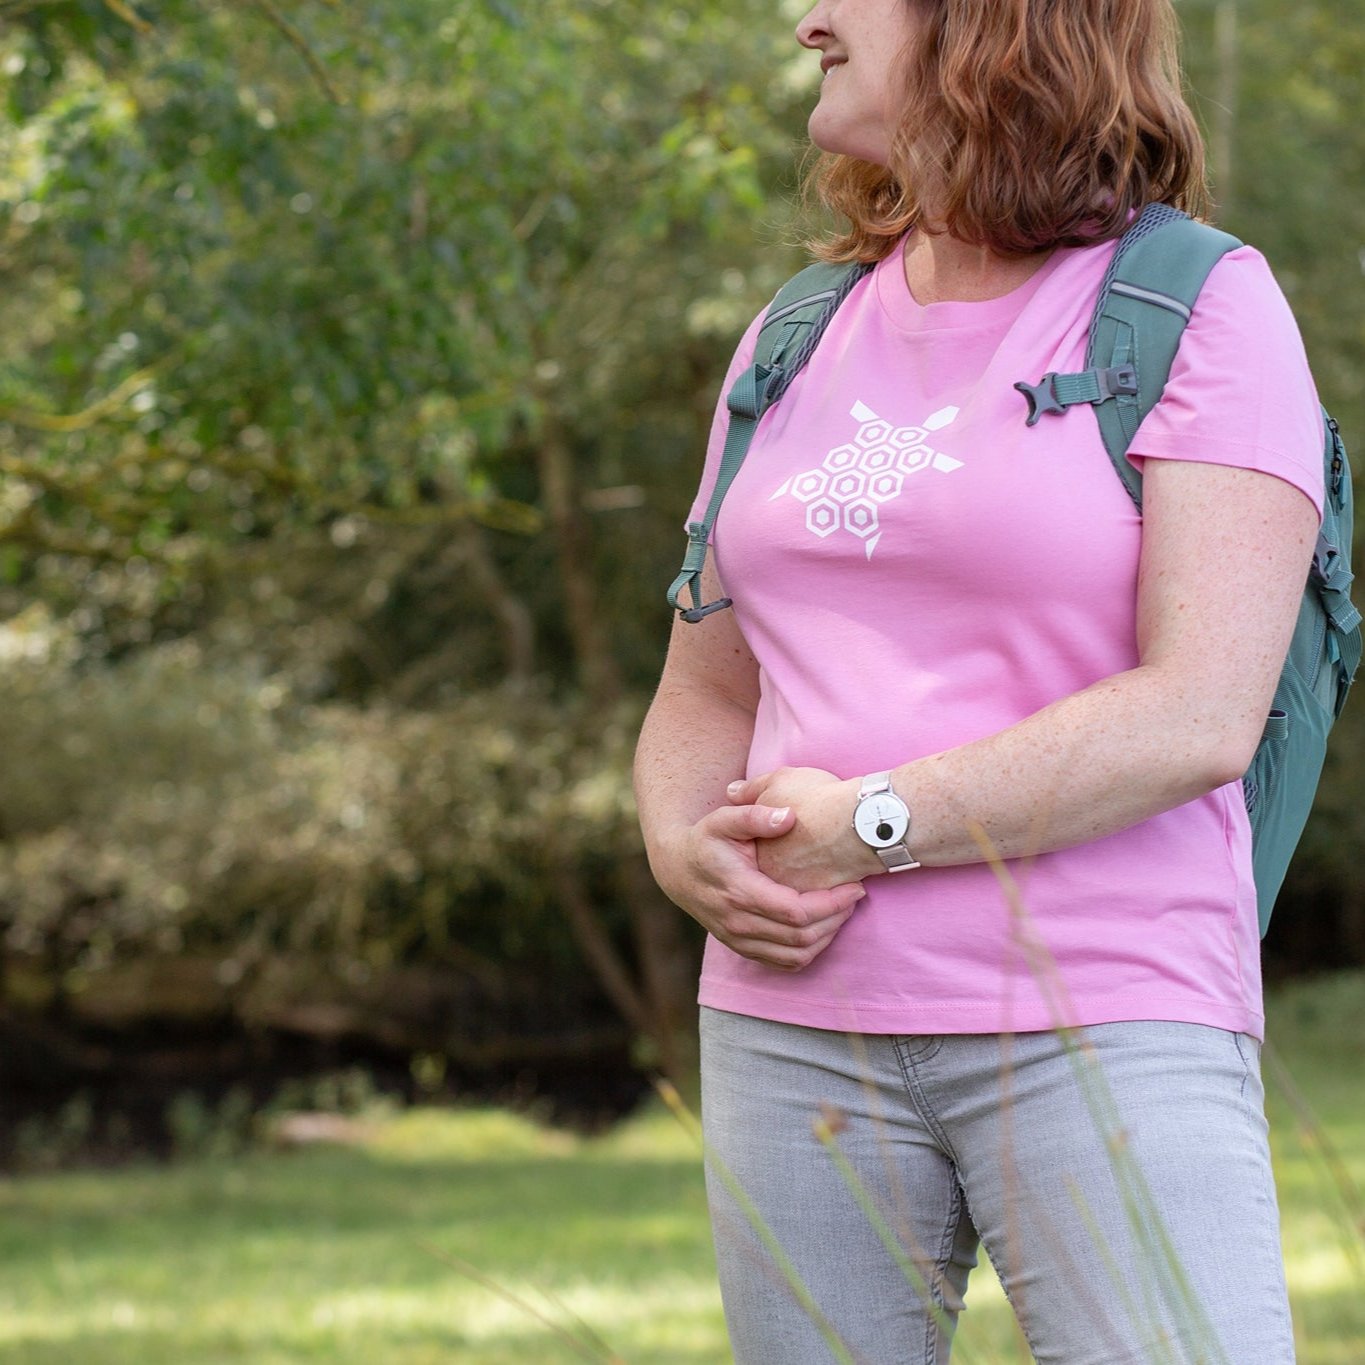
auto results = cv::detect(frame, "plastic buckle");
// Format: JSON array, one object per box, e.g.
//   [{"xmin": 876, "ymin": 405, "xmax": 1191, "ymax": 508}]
[
  {"xmin": 1015, "ymin": 374, "xmax": 1064, "ymax": 426},
  {"xmin": 679, "ymin": 596, "xmax": 734, "ymax": 624},
  {"xmin": 1095, "ymin": 365, "xmax": 1138, "ymax": 400},
  {"xmin": 1312, "ymin": 533, "xmax": 1341, "ymax": 587}
]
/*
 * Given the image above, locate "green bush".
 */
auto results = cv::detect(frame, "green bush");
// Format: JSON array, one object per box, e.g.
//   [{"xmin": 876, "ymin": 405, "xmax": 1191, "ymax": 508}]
[{"xmin": 0, "ymin": 625, "xmax": 642, "ymax": 1033}]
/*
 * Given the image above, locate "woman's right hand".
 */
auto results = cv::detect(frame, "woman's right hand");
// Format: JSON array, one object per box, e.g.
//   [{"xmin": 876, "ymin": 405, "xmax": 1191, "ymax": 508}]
[
  {"xmin": 636, "ymin": 562, "xmax": 863, "ymax": 971},
  {"xmin": 653, "ymin": 803, "xmax": 866, "ymax": 972}
]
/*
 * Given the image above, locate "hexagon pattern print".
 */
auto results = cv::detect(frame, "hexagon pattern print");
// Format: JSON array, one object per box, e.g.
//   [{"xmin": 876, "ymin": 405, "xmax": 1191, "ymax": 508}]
[{"xmin": 769, "ymin": 401, "xmax": 961, "ymax": 558}]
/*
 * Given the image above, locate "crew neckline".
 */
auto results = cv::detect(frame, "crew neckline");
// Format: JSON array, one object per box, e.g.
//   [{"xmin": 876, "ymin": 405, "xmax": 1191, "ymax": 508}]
[{"xmin": 874, "ymin": 232, "xmax": 1075, "ymax": 333}]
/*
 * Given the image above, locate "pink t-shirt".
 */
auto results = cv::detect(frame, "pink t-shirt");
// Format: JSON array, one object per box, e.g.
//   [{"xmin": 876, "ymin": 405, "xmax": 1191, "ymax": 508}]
[{"xmin": 689, "ymin": 235, "xmax": 1323, "ymax": 1040}]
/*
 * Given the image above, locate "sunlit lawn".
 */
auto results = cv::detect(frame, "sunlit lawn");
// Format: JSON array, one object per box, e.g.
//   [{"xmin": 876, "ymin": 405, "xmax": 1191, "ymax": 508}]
[{"xmin": 0, "ymin": 974, "xmax": 1360, "ymax": 1364}]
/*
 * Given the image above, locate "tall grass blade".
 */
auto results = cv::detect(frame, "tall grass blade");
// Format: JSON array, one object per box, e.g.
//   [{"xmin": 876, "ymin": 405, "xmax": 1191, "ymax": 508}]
[
  {"xmin": 417, "ymin": 1242, "xmax": 625, "ymax": 1364},
  {"xmin": 812, "ymin": 1112, "xmax": 986, "ymax": 1365},
  {"xmin": 1064, "ymin": 1173, "xmax": 1182, "ymax": 1365},
  {"xmin": 1263, "ymin": 1039, "xmax": 1365, "ymax": 1279},
  {"xmin": 973, "ymin": 821, "xmax": 1234, "ymax": 1365},
  {"xmin": 656, "ymin": 1079, "xmax": 858, "ymax": 1365}
]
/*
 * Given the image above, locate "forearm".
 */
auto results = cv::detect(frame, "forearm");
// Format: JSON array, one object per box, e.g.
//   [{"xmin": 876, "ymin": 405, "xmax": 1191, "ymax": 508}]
[
  {"xmin": 891, "ymin": 661, "xmax": 1244, "ymax": 867},
  {"xmin": 892, "ymin": 467, "xmax": 1307, "ymax": 868},
  {"xmin": 744, "ymin": 658, "xmax": 1250, "ymax": 889},
  {"xmin": 635, "ymin": 672, "xmax": 866, "ymax": 971},
  {"xmin": 635, "ymin": 679, "xmax": 756, "ymax": 868}
]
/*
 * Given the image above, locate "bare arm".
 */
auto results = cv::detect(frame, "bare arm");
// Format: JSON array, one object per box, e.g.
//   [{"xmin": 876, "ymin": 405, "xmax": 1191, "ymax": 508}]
[
  {"xmin": 634, "ymin": 561, "xmax": 866, "ymax": 970},
  {"xmin": 730, "ymin": 459, "xmax": 1319, "ymax": 888}
]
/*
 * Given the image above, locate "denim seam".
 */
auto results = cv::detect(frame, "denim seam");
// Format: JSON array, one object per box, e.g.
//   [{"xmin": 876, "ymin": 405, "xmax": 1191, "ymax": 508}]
[
  {"xmin": 920, "ymin": 1176, "xmax": 963, "ymax": 1365},
  {"xmin": 1232, "ymin": 1030, "xmax": 1253, "ymax": 1100},
  {"xmin": 951, "ymin": 1175, "xmax": 1047, "ymax": 1363},
  {"xmin": 896, "ymin": 1034, "xmax": 944, "ymax": 1063},
  {"xmin": 892, "ymin": 1037, "xmax": 959, "ymax": 1164},
  {"xmin": 893, "ymin": 1037, "xmax": 984, "ymax": 1365}
]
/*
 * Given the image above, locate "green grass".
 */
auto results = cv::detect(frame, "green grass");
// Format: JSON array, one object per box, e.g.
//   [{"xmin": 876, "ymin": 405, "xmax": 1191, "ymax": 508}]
[
  {"xmin": 0, "ymin": 1106, "xmax": 726, "ymax": 1364},
  {"xmin": 0, "ymin": 975, "xmax": 1361, "ymax": 1364}
]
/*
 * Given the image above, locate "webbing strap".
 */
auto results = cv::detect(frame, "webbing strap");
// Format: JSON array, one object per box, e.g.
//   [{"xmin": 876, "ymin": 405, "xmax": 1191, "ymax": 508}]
[
  {"xmin": 1312, "ymin": 534, "xmax": 1362, "ymax": 645},
  {"xmin": 1012, "ymin": 205, "xmax": 1242, "ymax": 510},
  {"xmin": 667, "ymin": 260, "xmax": 870, "ymax": 621},
  {"xmin": 1335, "ymin": 627, "xmax": 1364, "ymax": 715},
  {"xmin": 1051, "ymin": 368, "xmax": 1136, "ymax": 407},
  {"xmin": 1016, "ymin": 366, "xmax": 1139, "ymax": 425},
  {"xmin": 666, "ymin": 363, "xmax": 774, "ymax": 619},
  {"xmin": 1328, "ymin": 595, "xmax": 1363, "ymax": 636}
]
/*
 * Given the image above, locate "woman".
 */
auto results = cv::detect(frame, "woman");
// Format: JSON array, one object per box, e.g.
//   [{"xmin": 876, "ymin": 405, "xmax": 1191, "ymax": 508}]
[{"xmin": 635, "ymin": 1, "xmax": 1319, "ymax": 1360}]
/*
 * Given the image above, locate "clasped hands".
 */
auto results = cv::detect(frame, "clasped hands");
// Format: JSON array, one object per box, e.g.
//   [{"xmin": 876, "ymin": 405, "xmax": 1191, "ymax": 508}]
[{"xmin": 663, "ymin": 766, "xmax": 886, "ymax": 973}]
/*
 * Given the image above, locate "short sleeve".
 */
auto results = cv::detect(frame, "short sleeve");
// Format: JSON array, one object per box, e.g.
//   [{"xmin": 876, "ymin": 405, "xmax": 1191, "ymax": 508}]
[
  {"xmin": 685, "ymin": 308, "xmax": 766, "ymax": 531},
  {"xmin": 1129, "ymin": 245, "xmax": 1324, "ymax": 519}
]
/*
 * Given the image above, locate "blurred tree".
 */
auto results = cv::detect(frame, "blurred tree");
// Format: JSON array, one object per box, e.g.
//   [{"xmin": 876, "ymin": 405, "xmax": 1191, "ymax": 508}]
[
  {"xmin": 0, "ymin": 0, "xmax": 1360, "ymax": 1100},
  {"xmin": 0, "ymin": 0, "xmax": 824, "ymax": 1082}
]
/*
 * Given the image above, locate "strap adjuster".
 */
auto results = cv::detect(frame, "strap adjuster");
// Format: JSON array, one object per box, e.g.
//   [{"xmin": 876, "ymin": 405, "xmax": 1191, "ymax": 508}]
[
  {"xmin": 1014, "ymin": 365, "xmax": 1138, "ymax": 426},
  {"xmin": 1093, "ymin": 364, "xmax": 1139, "ymax": 401},
  {"xmin": 679, "ymin": 596, "xmax": 734, "ymax": 624}
]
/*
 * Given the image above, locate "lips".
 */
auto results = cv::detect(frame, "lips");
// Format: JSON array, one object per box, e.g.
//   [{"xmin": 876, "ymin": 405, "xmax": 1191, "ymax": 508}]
[{"xmin": 820, "ymin": 55, "xmax": 847, "ymax": 76}]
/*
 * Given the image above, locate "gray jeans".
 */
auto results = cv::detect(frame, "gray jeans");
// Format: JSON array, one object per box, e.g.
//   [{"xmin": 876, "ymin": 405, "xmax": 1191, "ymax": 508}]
[{"xmin": 700, "ymin": 1008, "xmax": 1295, "ymax": 1365}]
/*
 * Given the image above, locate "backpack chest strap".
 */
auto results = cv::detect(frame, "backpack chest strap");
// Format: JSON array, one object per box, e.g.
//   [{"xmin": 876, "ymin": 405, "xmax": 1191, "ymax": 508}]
[
  {"xmin": 1012, "ymin": 205, "xmax": 1244, "ymax": 511},
  {"xmin": 1015, "ymin": 366, "xmax": 1139, "ymax": 425}
]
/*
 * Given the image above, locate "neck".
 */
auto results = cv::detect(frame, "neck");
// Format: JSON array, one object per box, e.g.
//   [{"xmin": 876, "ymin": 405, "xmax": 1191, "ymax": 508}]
[{"xmin": 902, "ymin": 230, "xmax": 1054, "ymax": 306}]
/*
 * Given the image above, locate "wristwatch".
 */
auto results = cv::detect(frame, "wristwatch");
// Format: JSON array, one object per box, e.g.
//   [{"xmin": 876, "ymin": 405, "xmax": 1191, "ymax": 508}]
[{"xmin": 852, "ymin": 772, "xmax": 920, "ymax": 873}]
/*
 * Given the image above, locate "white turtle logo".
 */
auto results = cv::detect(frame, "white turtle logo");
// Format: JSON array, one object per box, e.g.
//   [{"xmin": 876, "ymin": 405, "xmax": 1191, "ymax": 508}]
[{"xmin": 771, "ymin": 401, "xmax": 961, "ymax": 558}]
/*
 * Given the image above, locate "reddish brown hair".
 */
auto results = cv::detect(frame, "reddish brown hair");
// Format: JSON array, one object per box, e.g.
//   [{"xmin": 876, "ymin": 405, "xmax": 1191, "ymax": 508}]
[{"xmin": 808, "ymin": 0, "xmax": 1210, "ymax": 261}]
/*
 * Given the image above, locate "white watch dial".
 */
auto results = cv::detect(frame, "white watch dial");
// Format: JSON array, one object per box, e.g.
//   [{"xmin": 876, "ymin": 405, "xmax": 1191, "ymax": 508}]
[{"xmin": 854, "ymin": 792, "xmax": 910, "ymax": 848}]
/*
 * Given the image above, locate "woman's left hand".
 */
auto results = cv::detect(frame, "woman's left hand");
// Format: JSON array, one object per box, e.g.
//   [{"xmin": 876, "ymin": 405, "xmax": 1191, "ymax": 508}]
[{"xmin": 726, "ymin": 767, "xmax": 880, "ymax": 891}]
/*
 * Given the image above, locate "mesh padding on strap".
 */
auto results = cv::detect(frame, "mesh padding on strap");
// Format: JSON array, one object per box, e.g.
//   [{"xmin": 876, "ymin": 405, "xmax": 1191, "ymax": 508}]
[{"xmin": 764, "ymin": 262, "xmax": 873, "ymax": 408}]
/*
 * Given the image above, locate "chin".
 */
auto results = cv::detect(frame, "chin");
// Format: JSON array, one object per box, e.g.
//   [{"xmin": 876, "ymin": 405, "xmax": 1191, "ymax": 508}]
[{"xmin": 807, "ymin": 113, "xmax": 888, "ymax": 165}]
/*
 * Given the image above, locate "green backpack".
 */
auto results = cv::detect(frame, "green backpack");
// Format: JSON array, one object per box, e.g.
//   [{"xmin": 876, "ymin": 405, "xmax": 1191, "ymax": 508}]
[{"xmin": 667, "ymin": 205, "xmax": 1361, "ymax": 934}]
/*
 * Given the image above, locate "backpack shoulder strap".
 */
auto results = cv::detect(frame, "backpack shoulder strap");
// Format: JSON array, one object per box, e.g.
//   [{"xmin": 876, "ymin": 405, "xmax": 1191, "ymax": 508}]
[
  {"xmin": 1014, "ymin": 205, "xmax": 1242, "ymax": 507},
  {"xmin": 1087, "ymin": 207, "xmax": 1243, "ymax": 506},
  {"xmin": 668, "ymin": 260, "xmax": 870, "ymax": 621},
  {"xmin": 758, "ymin": 261, "xmax": 864, "ymax": 373}
]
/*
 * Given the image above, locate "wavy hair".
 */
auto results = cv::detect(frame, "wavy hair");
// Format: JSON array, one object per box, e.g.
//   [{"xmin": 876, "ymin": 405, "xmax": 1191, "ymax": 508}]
[{"xmin": 808, "ymin": 0, "xmax": 1210, "ymax": 261}]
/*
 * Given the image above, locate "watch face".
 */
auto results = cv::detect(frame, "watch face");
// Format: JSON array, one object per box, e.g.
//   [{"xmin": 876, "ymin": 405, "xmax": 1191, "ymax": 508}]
[{"xmin": 854, "ymin": 791, "xmax": 909, "ymax": 848}]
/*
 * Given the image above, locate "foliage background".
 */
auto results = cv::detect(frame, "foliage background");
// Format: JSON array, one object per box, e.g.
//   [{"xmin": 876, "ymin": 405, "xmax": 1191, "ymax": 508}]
[{"xmin": 0, "ymin": 0, "xmax": 1361, "ymax": 1137}]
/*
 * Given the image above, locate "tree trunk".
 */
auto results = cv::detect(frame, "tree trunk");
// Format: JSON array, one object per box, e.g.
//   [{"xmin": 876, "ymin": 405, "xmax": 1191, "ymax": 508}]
[
  {"xmin": 451, "ymin": 521, "xmax": 536, "ymax": 690},
  {"xmin": 1213, "ymin": 0, "xmax": 1239, "ymax": 213},
  {"xmin": 535, "ymin": 418, "xmax": 621, "ymax": 706},
  {"xmin": 558, "ymin": 863, "xmax": 653, "ymax": 1041},
  {"xmin": 532, "ymin": 406, "xmax": 702, "ymax": 1084},
  {"xmin": 622, "ymin": 854, "xmax": 702, "ymax": 1091}
]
